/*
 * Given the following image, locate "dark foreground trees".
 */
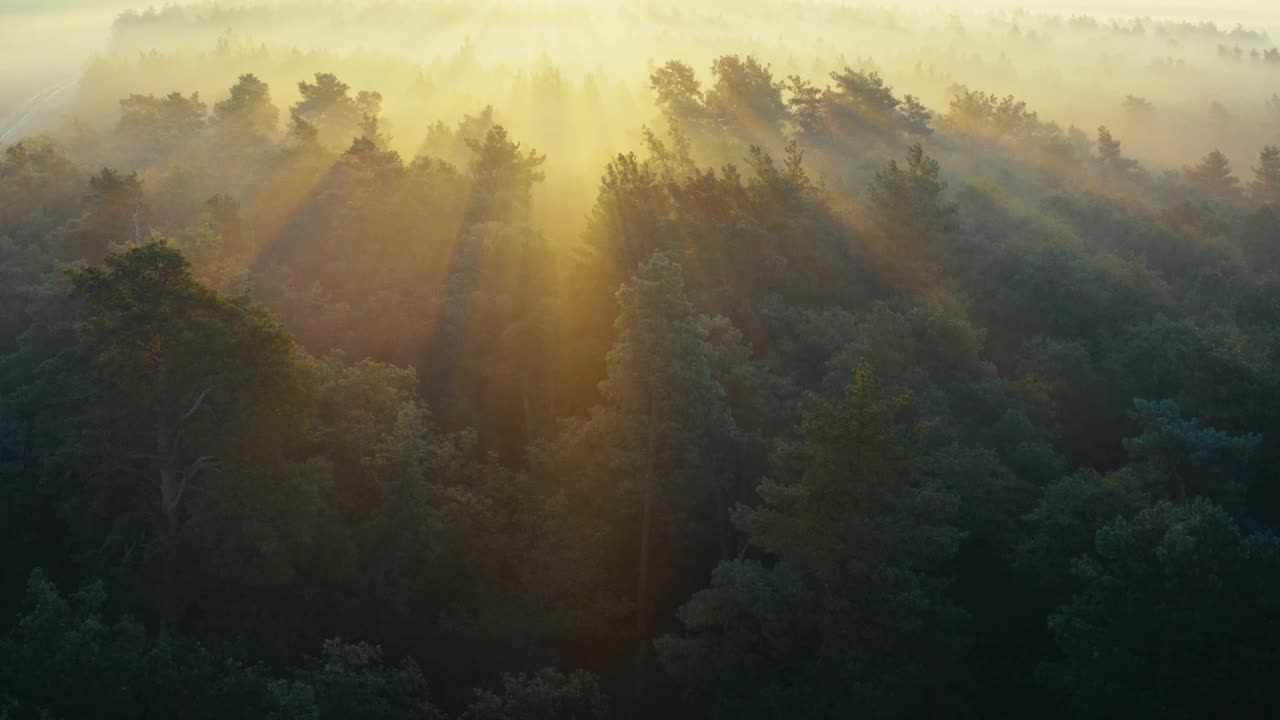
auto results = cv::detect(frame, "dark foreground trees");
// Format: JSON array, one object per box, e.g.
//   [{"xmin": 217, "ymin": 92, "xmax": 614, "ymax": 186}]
[
  {"xmin": 658, "ymin": 366, "xmax": 965, "ymax": 719},
  {"xmin": 1049, "ymin": 500, "xmax": 1280, "ymax": 719}
]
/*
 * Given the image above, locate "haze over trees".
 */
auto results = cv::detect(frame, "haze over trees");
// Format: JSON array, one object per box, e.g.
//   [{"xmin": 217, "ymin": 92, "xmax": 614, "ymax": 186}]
[{"xmin": 4, "ymin": 1, "xmax": 1280, "ymax": 718}]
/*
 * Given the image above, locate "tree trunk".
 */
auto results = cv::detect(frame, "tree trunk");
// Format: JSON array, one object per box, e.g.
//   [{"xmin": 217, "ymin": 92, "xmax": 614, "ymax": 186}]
[
  {"xmin": 158, "ymin": 417, "xmax": 180, "ymax": 529},
  {"xmin": 154, "ymin": 349, "xmax": 185, "ymax": 632},
  {"xmin": 717, "ymin": 484, "xmax": 732, "ymax": 563},
  {"xmin": 156, "ymin": 412, "xmax": 181, "ymax": 633},
  {"xmin": 521, "ymin": 375, "xmax": 534, "ymax": 448},
  {"xmin": 633, "ymin": 478, "xmax": 655, "ymax": 710},
  {"xmin": 633, "ymin": 385, "xmax": 659, "ymax": 712}
]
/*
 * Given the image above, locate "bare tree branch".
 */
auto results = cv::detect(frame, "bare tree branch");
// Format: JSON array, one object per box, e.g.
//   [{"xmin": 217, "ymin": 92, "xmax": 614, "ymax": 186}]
[
  {"xmin": 181, "ymin": 386, "xmax": 215, "ymax": 423},
  {"xmin": 169, "ymin": 455, "xmax": 220, "ymax": 514}
]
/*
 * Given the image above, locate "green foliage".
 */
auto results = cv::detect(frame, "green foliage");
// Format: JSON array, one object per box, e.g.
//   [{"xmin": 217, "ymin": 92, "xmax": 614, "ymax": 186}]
[
  {"xmin": 1095, "ymin": 126, "xmax": 1139, "ymax": 182},
  {"xmin": 868, "ymin": 144, "xmax": 957, "ymax": 240},
  {"xmin": 542, "ymin": 251, "xmax": 745, "ymax": 710},
  {"xmin": 556, "ymin": 251, "xmax": 740, "ymax": 533},
  {"xmin": 788, "ymin": 67, "xmax": 927, "ymax": 150},
  {"xmin": 254, "ymin": 133, "xmax": 470, "ymax": 362},
  {"xmin": 1242, "ymin": 202, "xmax": 1280, "ymax": 271},
  {"xmin": 4, "ymin": 239, "xmax": 312, "ymax": 639},
  {"xmin": 290, "ymin": 73, "xmax": 382, "ymax": 149},
  {"xmin": 464, "ymin": 126, "xmax": 546, "ymax": 225},
  {"xmin": 582, "ymin": 151, "xmax": 671, "ymax": 278},
  {"xmin": 1250, "ymin": 145, "xmax": 1280, "ymax": 205},
  {"xmin": 5, "ymin": 44, "xmax": 1280, "ymax": 720},
  {"xmin": 829, "ymin": 297, "xmax": 1060, "ymax": 485},
  {"xmin": 947, "ymin": 88, "xmax": 1044, "ymax": 141},
  {"xmin": 212, "ymin": 73, "xmax": 279, "ymax": 142},
  {"xmin": 1103, "ymin": 317, "xmax": 1267, "ymax": 428},
  {"xmin": 173, "ymin": 194, "xmax": 253, "ymax": 289},
  {"xmin": 354, "ymin": 402, "xmax": 559, "ymax": 680},
  {"xmin": 419, "ymin": 106, "xmax": 497, "ymax": 167},
  {"xmin": 1049, "ymin": 500, "xmax": 1280, "ymax": 718},
  {"xmin": 458, "ymin": 669, "xmax": 607, "ymax": 720},
  {"xmin": 1015, "ymin": 469, "xmax": 1150, "ymax": 587},
  {"xmin": 62, "ymin": 167, "xmax": 146, "ymax": 261},
  {"xmin": 428, "ymin": 220, "xmax": 557, "ymax": 454},
  {"xmin": 1122, "ymin": 398, "xmax": 1259, "ymax": 509},
  {"xmin": 1016, "ymin": 337, "xmax": 1116, "ymax": 463},
  {"xmin": 0, "ymin": 139, "xmax": 82, "ymax": 246},
  {"xmin": 703, "ymin": 56, "xmax": 787, "ymax": 145},
  {"xmin": 650, "ymin": 60, "xmax": 705, "ymax": 127},
  {"xmin": 117, "ymin": 91, "xmax": 207, "ymax": 163},
  {"xmin": 0, "ymin": 573, "xmax": 464, "ymax": 720},
  {"xmin": 273, "ymin": 640, "xmax": 443, "ymax": 720},
  {"xmin": 0, "ymin": 570, "xmax": 278, "ymax": 719},
  {"xmin": 658, "ymin": 365, "xmax": 965, "ymax": 719},
  {"xmin": 1182, "ymin": 149, "xmax": 1241, "ymax": 203}
]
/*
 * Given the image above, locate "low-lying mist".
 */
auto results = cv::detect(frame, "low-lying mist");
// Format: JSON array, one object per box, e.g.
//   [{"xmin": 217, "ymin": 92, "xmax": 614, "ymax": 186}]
[{"xmin": 6, "ymin": 1, "xmax": 1280, "ymax": 181}]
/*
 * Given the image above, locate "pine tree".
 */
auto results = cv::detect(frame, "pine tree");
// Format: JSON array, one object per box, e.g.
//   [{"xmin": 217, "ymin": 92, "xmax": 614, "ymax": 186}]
[
  {"xmin": 549, "ymin": 251, "xmax": 740, "ymax": 706},
  {"xmin": 211, "ymin": 74, "xmax": 279, "ymax": 141},
  {"xmin": 1183, "ymin": 149, "xmax": 1240, "ymax": 202},
  {"xmin": 463, "ymin": 126, "xmax": 546, "ymax": 225},
  {"xmin": 1097, "ymin": 125, "xmax": 1138, "ymax": 181},
  {"xmin": 1250, "ymin": 145, "xmax": 1280, "ymax": 205},
  {"xmin": 658, "ymin": 365, "xmax": 964, "ymax": 720},
  {"xmin": 1050, "ymin": 500, "xmax": 1280, "ymax": 719},
  {"xmin": 29, "ymin": 240, "xmax": 307, "ymax": 627}
]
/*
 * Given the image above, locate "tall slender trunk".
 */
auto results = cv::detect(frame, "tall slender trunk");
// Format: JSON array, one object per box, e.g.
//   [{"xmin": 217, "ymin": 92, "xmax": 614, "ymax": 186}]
[
  {"xmin": 634, "ymin": 480, "xmax": 655, "ymax": 698},
  {"xmin": 717, "ymin": 485, "xmax": 732, "ymax": 563},
  {"xmin": 155, "ymin": 353, "xmax": 181, "ymax": 632},
  {"xmin": 520, "ymin": 375, "xmax": 534, "ymax": 448},
  {"xmin": 718, "ymin": 457, "xmax": 746, "ymax": 562},
  {"xmin": 156, "ymin": 411, "xmax": 181, "ymax": 633},
  {"xmin": 633, "ymin": 384, "xmax": 659, "ymax": 711},
  {"xmin": 158, "ymin": 417, "xmax": 180, "ymax": 529}
]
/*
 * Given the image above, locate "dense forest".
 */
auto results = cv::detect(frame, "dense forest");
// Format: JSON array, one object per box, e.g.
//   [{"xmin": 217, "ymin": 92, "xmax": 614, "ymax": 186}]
[{"xmin": 4, "ymin": 1, "xmax": 1280, "ymax": 718}]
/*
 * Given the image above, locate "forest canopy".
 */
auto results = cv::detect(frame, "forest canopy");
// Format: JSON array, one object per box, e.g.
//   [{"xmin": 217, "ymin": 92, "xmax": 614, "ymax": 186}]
[{"xmin": 3, "ymin": 1, "xmax": 1280, "ymax": 718}]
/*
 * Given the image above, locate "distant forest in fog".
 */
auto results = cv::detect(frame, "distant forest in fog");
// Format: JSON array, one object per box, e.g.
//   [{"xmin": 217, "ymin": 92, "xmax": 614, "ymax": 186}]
[{"xmin": 3, "ymin": 2, "xmax": 1280, "ymax": 719}]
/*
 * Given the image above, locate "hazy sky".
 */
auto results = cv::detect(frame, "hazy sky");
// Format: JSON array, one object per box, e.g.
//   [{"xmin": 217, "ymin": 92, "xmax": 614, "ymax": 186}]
[
  {"xmin": 897, "ymin": 0, "xmax": 1280, "ymax": 29},
  {"xmin": 3, "ymin": 0, "xmax": 1277, "ymax": 131}
]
